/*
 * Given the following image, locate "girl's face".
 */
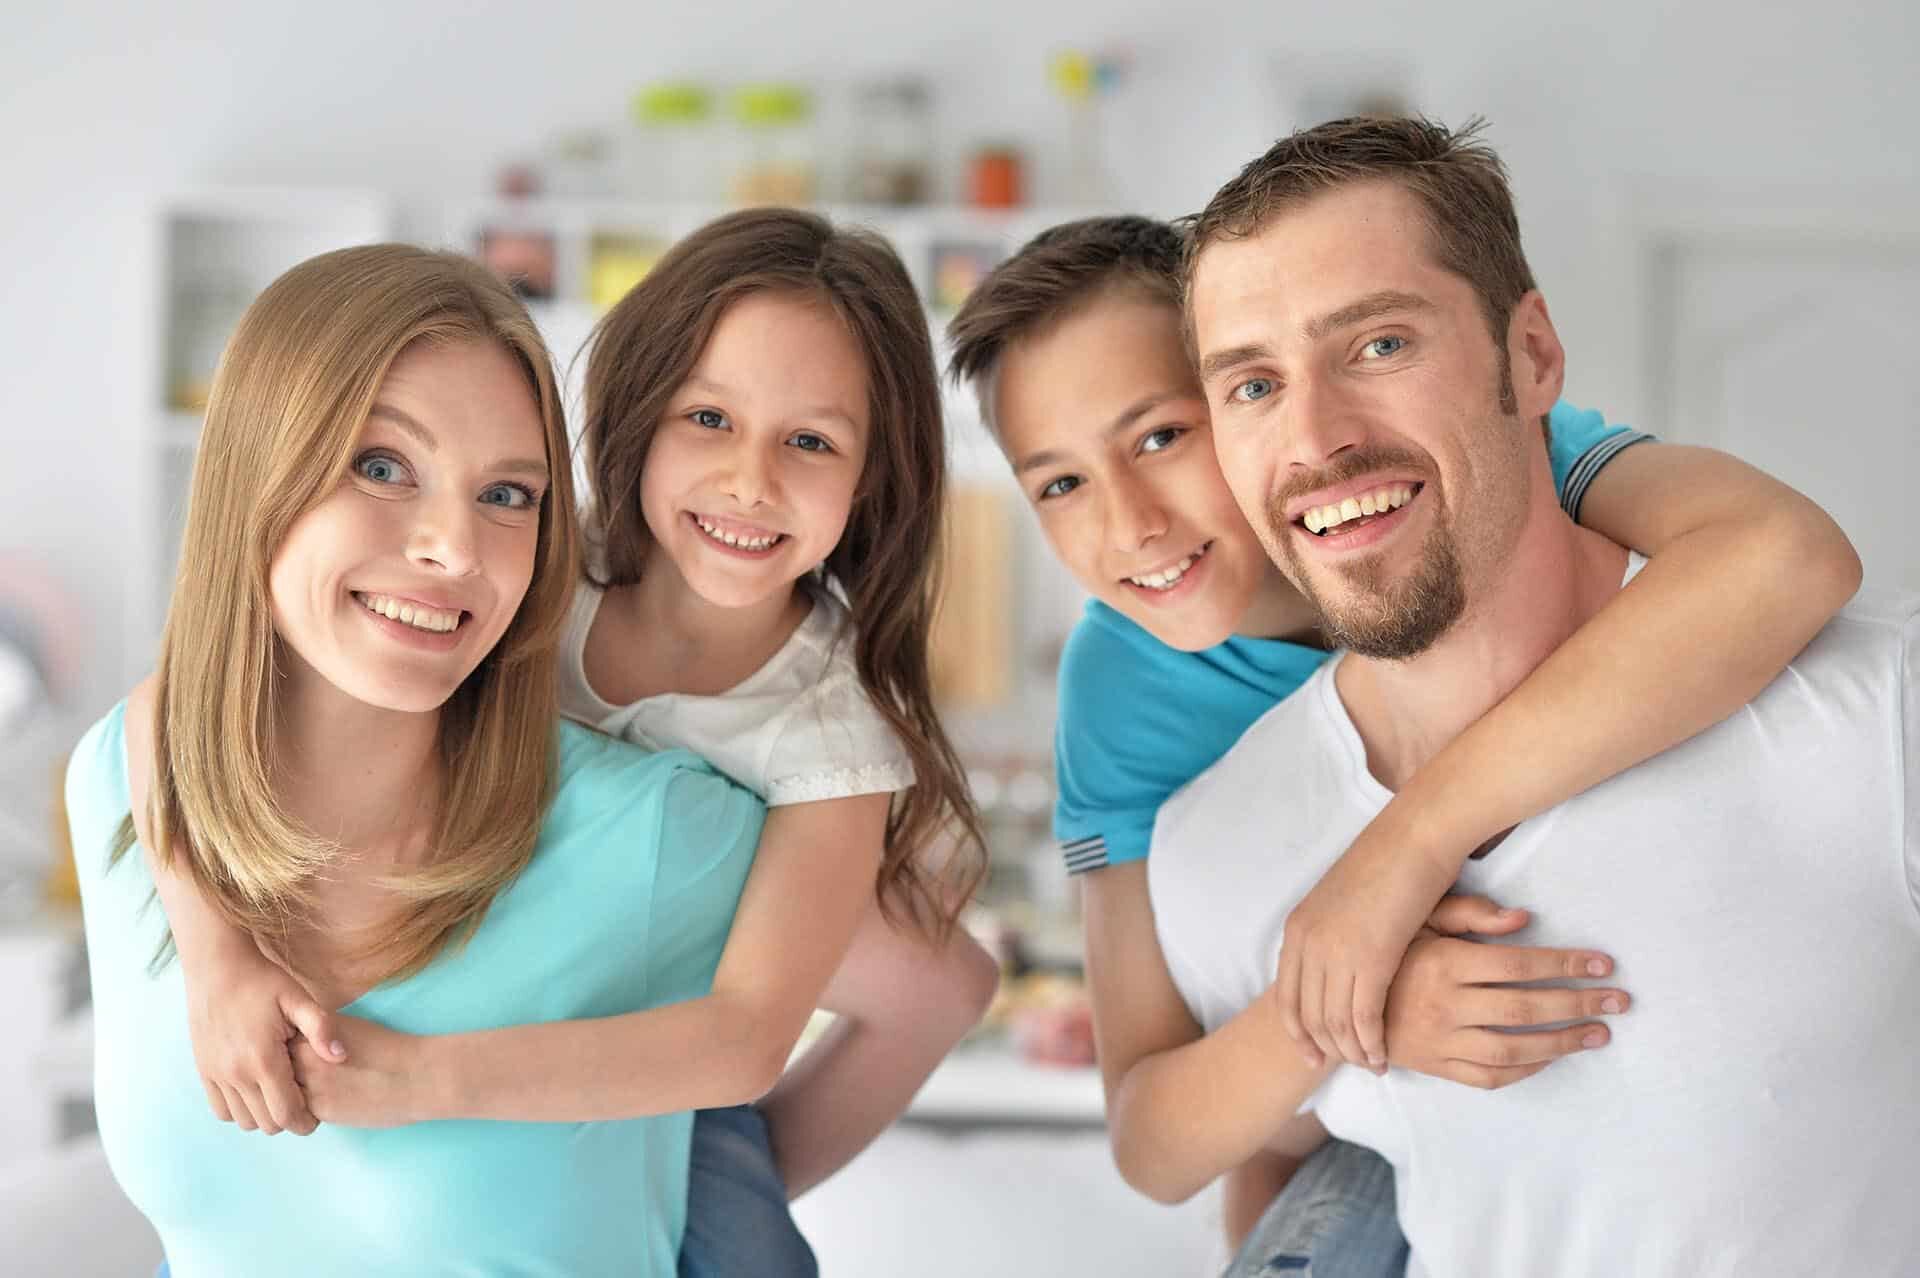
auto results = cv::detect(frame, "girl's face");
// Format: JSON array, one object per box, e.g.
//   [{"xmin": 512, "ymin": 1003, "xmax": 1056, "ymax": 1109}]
[
  {"xmin": 992, "ymin": 292, "xmax": 1281, "ymax": 652},
  {"xmin": 640, "ymin": 291, "xmax": 871, "ymax": 609},
  {"xmin": 267, "ymin": 339, "xmax": 550, "ymax": 714}
]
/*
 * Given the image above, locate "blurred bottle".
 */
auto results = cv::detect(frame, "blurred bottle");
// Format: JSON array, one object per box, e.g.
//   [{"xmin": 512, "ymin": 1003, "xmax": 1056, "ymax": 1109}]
[
  {"xmin": 847, "ymin": 78, "xmax": 933, "ymax": 205},
  {"xmin": 730, "ymin": 83, "xmax": 817, "ymax": 206},
  {"xmin": 629, "ymin": 81, "xmax": 717, "ymax": 203},
  {"xmin": 968, "ymin": 145, "xmax": 1025, "ymax": 209}
]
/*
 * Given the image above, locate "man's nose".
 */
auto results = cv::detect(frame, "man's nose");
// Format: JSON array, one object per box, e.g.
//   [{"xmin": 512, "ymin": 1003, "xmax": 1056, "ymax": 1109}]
[{"xmin": 1284, "ymin": 375, "xmax": 1367, "ymax": 469}]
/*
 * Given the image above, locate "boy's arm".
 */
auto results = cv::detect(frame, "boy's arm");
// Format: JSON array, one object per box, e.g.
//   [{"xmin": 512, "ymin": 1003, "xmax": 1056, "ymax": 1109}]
[
  {"xmin": 756, "ymin": 881, "xmax": 1000, "ymax": 1198},
  {"xmin": 311, "ymin": 795, "xmax": 885, "ymax": 1125},
  {"xmin": 1277, "ymin": 442, "xmax": 1863, "ymax": 1070}
]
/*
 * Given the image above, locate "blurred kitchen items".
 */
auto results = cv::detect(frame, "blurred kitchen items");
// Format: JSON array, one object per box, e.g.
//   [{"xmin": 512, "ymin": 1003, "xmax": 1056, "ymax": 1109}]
[
  {"xmin": 730, "ymin": 83, "xmax": 817, "ymax": 205},
  {"xmin": 630, "ymin": 81, "xmax": 717, "ymax": 202},
  {"xmin": 848, "ymin": 78, "xmax": 934, "ymax": 204}
]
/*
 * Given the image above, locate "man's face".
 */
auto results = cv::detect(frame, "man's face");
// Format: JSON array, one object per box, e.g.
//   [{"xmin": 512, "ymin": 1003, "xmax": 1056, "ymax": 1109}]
[
  {"xmin": 991, "ymin": 289, "xmax": 1278, "ymax": 652},
  {"xmin": 1188, "ymin": 180, "xmax": 1555, "ymax": 659}
]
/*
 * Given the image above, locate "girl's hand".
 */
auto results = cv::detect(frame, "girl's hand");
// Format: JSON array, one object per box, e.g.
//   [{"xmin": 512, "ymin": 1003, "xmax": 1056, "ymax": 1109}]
[
  {"xmin": 1379, "ymin": 894, "xmax": 1628, "ymax": 1089},
  {"xmin": 290, "ymin": 1015, "xmax": 431, "ymax": 1129},
  {"xmin": 183, "ymin": 940, "xmax": 346, "ymax": 1136},
  {"xmin": 1272, "ymin": 817, "xmax": 1460, "ymax": 1073}
]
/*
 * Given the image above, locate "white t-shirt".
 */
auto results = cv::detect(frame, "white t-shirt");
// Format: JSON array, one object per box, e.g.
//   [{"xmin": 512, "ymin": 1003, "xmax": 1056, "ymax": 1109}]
[
  {"xmin": 557, "ymin": 573, "xmax": 914, "ymax": 807},
  {"xmin": 1150, "ymin": 566, "xmax": 1920, "ymax": 1278}
]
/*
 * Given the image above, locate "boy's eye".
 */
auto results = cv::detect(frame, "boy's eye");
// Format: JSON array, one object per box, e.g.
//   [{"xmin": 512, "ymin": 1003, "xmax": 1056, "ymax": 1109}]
[
  {"xmin": 789, "ymin": 432, "xmax": 833, "ymax": 454},
  {"xmin": 1231, "ymin": 378, "xmax": 1274, "ymax": 404},
  {"xmin": 1139, "ymin": 426, "xmax": 1185, "ymax": 454},
  {"xmin": 1039, "ymin": 475, "xmax": 1082, "ymax": 500},
  {"xmin": 1360, "ymin": 336, "xmax": 1406, "ymax": 360},
  {"xmin": 691, "ymin": 409, "xmax": 727, "ymax": 430},
  {"xmin": 354, "ymin": 452, "xmax": 408, "ymax": 485},
  {"xmin": 480, "ymin": 483, "xmax": 538, "ymax": 510}
]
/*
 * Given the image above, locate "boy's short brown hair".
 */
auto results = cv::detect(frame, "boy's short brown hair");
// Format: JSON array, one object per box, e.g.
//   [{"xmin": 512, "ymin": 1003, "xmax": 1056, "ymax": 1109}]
[{"xmin": 946, "ymin": 215, "xmax": 1187, "ymax": 432}]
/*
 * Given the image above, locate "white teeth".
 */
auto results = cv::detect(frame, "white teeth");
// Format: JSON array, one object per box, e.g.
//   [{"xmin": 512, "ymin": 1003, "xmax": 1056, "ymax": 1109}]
[
  {"xmin": 695, "ymin": 517, "xmax": 780, "ymax": 552},
  {"xmin": 1127, "ymin": 544, "xmax": 1209, "ymax": 591},
  {"xmin": 356, "ymin": 592, "xmax": 460, "ymax": 633},
  {"xmin": 1303, "ymin": 485, "xmax": 1415, "ymax": 535}
]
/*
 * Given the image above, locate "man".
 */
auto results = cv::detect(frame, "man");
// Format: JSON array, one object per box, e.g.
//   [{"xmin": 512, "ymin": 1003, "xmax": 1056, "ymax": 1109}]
[{"xmin": 1156, "ymin": 114, "xmax": 1920, "ymax": 1276}]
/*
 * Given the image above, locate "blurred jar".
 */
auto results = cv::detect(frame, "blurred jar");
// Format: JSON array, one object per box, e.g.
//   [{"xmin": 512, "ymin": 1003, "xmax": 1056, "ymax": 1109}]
[
  {"xmin": 629, "ymin": 81, "xmax": 716, "ymax": 203},
  {"xmin": 847, "ymin": 78, "xmax": 932, "ymax": 205},
  {"xmin": 730, "ymin": 83, "xmax": 817, "ymax": 206},
  {"xmin": 968, "ymin": 145, "xmax": 1025, "ymax": 209}
]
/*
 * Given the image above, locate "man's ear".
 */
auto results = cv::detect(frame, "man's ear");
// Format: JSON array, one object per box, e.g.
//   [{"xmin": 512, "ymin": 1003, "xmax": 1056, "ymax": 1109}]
[{"xmin": 1506, "ymin": 290, "xmax": 1566, "ymax": 419}]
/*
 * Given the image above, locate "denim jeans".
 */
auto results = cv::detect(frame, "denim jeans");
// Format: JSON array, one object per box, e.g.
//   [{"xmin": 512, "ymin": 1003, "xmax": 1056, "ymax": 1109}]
[
  {"xmin": 678, "ymin": 1103, "xmax": 818, "ymax": 1278},
  {"xmin": 1221, "ymin": 1138, "xmax": 1409, "ymax": 1278}
]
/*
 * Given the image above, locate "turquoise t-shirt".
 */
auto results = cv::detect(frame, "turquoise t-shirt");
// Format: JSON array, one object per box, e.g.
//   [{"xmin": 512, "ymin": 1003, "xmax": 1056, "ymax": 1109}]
[
  {"xmin": 1055, "ymin": 402, "xmax": 1651, "ymax": 874},
  {"xmin": 67, "ymin": 708, "xmax": 763, "ymax": 1278}
]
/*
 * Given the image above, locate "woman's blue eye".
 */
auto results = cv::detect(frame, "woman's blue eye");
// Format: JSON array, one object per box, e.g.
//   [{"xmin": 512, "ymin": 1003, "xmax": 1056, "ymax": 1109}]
[
  {"xmin": 692, "ymin": 409, "xmax": 727, "ymax": 430},
  {"xmin": 480, "ymin": 483, "xmax": 537, "ymax": 510},
  {"xmin": 355, "ymin": 453, "xmax": 405, "ymax": 484},
  {"xmin": 790, "ymin": 432, "xmax": 832, "ymax": 454},
  {"xmin": 1140, "ymin": 426, "xmax": 1185, "ymax": 454},
  {"xmin": 1039, "ymin": 475, "xmax": 1082, "ymax": 500},
  {"xmin": 1361, "ymin": 336, "xmax": 1406, "ymax": 360},
  {"xmin": 1232, "ymin": 378, "xmax": 1274, "ymax": 403}
]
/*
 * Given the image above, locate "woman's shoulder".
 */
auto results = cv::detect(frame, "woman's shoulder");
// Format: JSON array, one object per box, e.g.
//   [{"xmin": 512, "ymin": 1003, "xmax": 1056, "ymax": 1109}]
[{"xmin": 551, "ymin": 720, "xmax": 761, "ymax": 820}]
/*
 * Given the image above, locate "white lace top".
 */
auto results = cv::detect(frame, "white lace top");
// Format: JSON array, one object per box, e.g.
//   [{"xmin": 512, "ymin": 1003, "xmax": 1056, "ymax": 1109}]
[{"xmin": 557, "ymin": 571, "xmax": 915, "ymax": 807}]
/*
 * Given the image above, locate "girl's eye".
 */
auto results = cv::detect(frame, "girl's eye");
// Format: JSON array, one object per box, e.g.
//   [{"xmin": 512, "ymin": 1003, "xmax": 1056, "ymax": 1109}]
[
  {"xmin": 1038, "ymin": 475, "xmax": 1083, "ymax": 500},
  {"xmin": 354, "ymin": 452, "xmax": 409, "ymax": 485},
  {"xmin": 480, "ymin": 483, "xmax": 539, "ymax": 510},
  {"xmin": 691, "ymin": 409, "xmax": 728, "ymax": 430},
  {"xmin": 1139, "ymin": 426, "xmax": 1186, "ymax": 454},
  {"xmin": 789, "ymin": 432, "xmax": 833, "ymax": 454},
  {"xmin": 1361, "ymin": 335, "xmax": 1407, "ymax": 360},
  {"xmin": 1231, "ymin": 378, "xmax": 1274, "ymax": 404}
]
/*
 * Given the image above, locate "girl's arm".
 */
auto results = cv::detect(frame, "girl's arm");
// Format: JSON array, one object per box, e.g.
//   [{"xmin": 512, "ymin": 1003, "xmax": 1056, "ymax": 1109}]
[
  {"xmin": 755, "ymin": 881, "xmax": 1000, "ymax": 1198},
  {"xmin": 302, "ymin": 795, "xmax": 886, "ymax": 1125},
  {"xmin": 1276, "ymin": 442, "xmax": 1864, "ymax": 1070}
]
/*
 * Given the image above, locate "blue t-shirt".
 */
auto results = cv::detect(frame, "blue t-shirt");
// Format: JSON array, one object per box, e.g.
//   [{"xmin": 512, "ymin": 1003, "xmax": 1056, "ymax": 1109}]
[
  {"xmin": 1055, "ymin": 402, "xmax": 1651, "ymax": 874},
  {"xmin": 67, "ymin": 707, "xmax": 763, "ymax": 1277}
]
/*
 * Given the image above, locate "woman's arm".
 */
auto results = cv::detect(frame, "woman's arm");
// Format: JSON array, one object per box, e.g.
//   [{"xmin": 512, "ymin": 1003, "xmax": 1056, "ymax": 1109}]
[
  {"xmin": 1276, "ymin": 442, "xmax": 1864, "ymax": 1070},
  {"xmin": 756, "ymin": 882, "xmax": 1000, "ymax": 1198},
  {"xmin": 307, "ymin": 794, "xmax": 886, "ymax": 1125}
]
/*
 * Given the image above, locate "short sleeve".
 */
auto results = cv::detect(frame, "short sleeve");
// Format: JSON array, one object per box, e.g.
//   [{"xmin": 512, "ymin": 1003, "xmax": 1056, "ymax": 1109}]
[
  {"xmin": 1547, "ymin": 400, "xmax": 1655, "ymax": 523},
  {"xmin": 763, "ymin": 656, "xmax": 915, "ymax": 807},
  {"xmin": 1053, "ymin": 618, "xmax": 1161, "ymax": 876}
]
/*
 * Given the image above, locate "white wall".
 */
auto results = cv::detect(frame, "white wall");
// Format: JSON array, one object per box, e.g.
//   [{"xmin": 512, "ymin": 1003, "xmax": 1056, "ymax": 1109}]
[{"xmin": 4, "ymin": 0, "xmax": 1916, "ymax": 747}]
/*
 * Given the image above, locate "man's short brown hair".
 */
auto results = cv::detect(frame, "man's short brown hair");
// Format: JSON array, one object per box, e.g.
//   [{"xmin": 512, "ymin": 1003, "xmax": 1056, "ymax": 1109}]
[
  {"xmin": 946, "ymin": 215, "xmax": 1186, "ymax": 432},
  {"xmin": 1188, "ymin": 116, "xmax": 1535, "ymax": 352}
]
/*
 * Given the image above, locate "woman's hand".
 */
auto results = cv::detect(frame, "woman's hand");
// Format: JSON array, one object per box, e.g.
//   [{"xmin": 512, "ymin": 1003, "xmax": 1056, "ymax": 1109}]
[
  {"xmin": 290, "ymin": 1014, "xmax": 432, "ymax": 1129},
  {"xmin": 182, "ymin": 938, "xmax": 345, "ymax": 1136},
  {"xmin": 1382, "ymin": 895, "xmax": 1629, "ymax": 1089}
]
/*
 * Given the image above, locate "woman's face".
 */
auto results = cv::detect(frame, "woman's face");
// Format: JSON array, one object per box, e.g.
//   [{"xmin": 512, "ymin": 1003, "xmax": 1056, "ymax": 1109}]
[
  {"xmin": 992, "ymin": 292, "xmax": 1279, "ymax": 652},
  {"xmin": 638, "ymin": 291, "xmax": 871, "ymax": 609},
  {"xmin": 267, "ymin": 338, "xmax": 550, "ymax": 714}
]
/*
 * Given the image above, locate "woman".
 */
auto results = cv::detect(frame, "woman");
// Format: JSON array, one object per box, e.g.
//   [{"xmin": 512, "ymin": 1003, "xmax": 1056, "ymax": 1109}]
[{"xmin": 66, "ymin": 244, "xmax": 760, "ymax": 1276}]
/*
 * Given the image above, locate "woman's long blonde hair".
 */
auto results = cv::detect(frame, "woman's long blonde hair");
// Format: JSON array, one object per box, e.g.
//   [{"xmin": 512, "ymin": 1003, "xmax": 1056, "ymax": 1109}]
[{"xmin": 113, "ymin": 244, "xmax": 579, "ymax": 982}]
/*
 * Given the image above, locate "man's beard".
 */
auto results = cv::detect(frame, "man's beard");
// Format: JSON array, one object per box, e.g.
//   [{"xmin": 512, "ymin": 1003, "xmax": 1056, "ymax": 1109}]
[{"xmin": 1265, "ymin": 444, "xmax": 1466, "ymax": 661}]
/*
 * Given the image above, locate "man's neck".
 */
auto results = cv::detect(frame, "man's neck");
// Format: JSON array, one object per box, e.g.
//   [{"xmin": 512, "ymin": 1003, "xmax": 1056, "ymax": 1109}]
[{"xmin": 1334, "ymin": 486, "xmax": 1630, "ymax": 793}]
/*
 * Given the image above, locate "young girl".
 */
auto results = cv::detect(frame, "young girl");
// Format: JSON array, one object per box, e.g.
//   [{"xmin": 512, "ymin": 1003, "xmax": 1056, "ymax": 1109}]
[
  {"xmin": 150, "ymin": 210, "xmax": 999, "ymax": 1276},
  {"xmin": 947, "ymin": 214, "xmax": 1861, "ymax": 1269}
]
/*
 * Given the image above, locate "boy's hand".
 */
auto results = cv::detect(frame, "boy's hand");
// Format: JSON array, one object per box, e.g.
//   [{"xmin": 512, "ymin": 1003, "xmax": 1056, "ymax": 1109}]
[
  {"xmin": 1273, "ymin": 824, "xmax": 1460, "ymax": 1073},
  {"xmin": 291, "ymin": 1015, "xmax": 431, "ymax": 1129},
  {"xmin": 1383, "ymin": 894, "xmax": 1628, "ymax": 1089},
  {"xmin": 183, "ymin": 939, "xmax": 345, "ymax": 1136}
]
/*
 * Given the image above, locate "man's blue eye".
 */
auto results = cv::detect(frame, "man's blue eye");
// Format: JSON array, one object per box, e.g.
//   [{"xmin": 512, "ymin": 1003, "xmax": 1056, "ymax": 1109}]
[
  {"xmin": 1361, "ymin": 336, "xmax": 1406, "ymax": 360},
  {"xmin": 1233, "ymin": 378, "xmax": 1273, "ymax": 403},
  {"xmin": 1039, "ymin": 475, "xmax": 1082, "ymax": 500}
]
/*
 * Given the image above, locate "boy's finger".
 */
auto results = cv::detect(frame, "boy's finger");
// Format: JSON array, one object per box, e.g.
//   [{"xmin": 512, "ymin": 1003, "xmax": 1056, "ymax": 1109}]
[
  {"xmin": 1322, "ymin": 970, "xmax": 1366, "ymax": 1068},
  {"xmin": 1454, "ymin": 1021, "xmax": 1611, "ymax": 1070},
  {"xmin": 283, "ymin": 994, "xmax": 348, "ymax": 1061},
  {"xmin": 1299, "ymin": 968, "xmax": 1332, "ymax": 1069},
  {"xmin": 1353, "ymin": 971, "xmax": 1391, "ymax": 1072},
  {"xmin": 1464, "ymin": 944, "xmax": 1612, "ymax": 986},
  {"xmin": 1427, "ymin": 894, "xmax": 1528, "ymax": 936},
  {"xmin": 1274, "ymin": 947, "xmax": 1307, "ymax": 1048}
]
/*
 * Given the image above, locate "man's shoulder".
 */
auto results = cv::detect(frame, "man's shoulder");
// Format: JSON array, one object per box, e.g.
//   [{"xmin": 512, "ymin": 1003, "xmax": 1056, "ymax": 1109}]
[{"xmin": 1151, "ymin": 661, "xmax": 1340, "ymax": 860}]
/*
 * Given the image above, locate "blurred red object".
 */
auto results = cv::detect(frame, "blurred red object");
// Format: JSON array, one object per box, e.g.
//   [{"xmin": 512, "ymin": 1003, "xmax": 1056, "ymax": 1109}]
[
  {"xmin": 1011, "ymin": 999, "xmax": 1095, "ymax": 1067},
  {"xmin": 968, "ymin": 147, "xmax": 1024, "ymax": 209}
]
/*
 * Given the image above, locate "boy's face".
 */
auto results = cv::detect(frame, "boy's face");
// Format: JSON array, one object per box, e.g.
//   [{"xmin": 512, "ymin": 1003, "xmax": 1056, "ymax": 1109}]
[{"xmin": 991, "ymin": 288, "xmax": 1280, "ymax": 652}]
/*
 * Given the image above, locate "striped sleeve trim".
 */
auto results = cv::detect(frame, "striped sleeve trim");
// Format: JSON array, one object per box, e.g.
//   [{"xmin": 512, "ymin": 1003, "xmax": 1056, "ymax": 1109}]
[
  {"xmin": 1561, "ymin": 429, "xmax": 1655, "ymax": 524},
  {"xmin": 1060, "ymin": 834, "xmax": 1110, "ymax": 876}
]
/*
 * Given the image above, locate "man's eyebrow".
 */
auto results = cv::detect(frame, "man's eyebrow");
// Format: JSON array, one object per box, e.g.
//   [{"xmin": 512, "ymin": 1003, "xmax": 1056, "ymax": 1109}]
[
  {"xmin": 1198, "ymin": 343, "xmax": 1275, "ymax": 383},
  {"xmin": 1011, "ymin": 389, "xmax": 1189, "ymax": 475},
  {"xmin": 1303, "ymin": 291, "xmax": 1435, "ymax": 342},
  {"xmin": 368, "ymin": 403, "xmax": 548, "ymax": 479}
]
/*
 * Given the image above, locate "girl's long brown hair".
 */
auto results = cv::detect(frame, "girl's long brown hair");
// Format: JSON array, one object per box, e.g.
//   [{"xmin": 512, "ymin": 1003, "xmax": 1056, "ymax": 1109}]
[
  {"xmin": 581, "ymin": 208, "xmax": 985, "ymax": 937},
  {"xmin": 114, "ymin": 244, "xmax": 579, "ymax": 982}
]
